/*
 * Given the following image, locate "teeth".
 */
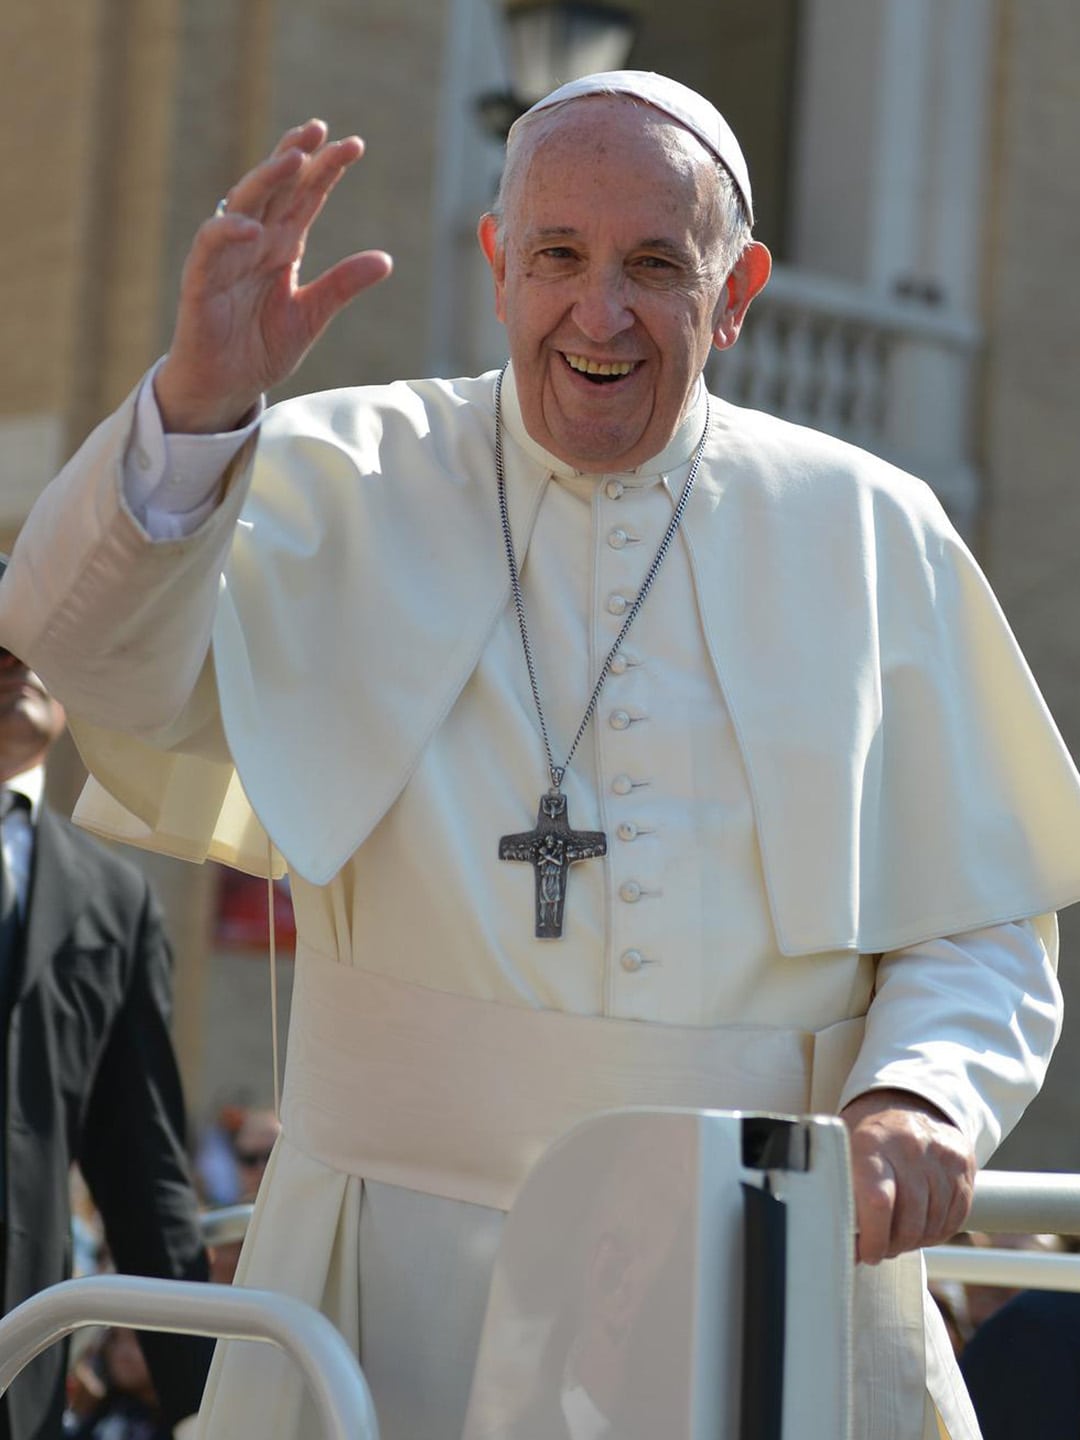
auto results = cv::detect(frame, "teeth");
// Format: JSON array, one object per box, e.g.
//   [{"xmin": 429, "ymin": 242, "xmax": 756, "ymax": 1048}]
[{"xmin": 565, "ymin": 355, "xmax": 635, "ymax": 377}]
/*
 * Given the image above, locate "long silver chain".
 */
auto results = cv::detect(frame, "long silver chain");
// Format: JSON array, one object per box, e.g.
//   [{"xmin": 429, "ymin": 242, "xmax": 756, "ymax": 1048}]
[{"xmin": 494, "ymin": 365, "xmax": 711, "ymax": 793}]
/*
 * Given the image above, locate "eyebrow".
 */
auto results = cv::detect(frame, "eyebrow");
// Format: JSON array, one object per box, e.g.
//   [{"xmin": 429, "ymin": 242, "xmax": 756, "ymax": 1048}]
[
  {"xmin": 526, "ymin": 228, "xmax": 695, "ymax": 264},
  {"xmin": 636, "ymin": 238, "xmax": 695, "ymax": 265},
  {"xmin": 526, "ymin": 227, "xmax": 580, "ymax": 244}
]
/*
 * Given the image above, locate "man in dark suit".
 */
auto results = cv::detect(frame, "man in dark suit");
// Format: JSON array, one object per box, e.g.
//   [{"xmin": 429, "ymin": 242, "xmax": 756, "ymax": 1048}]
[{"xmin": 0, "ymin": 639, "xmax": 212, "ymax": 1439}]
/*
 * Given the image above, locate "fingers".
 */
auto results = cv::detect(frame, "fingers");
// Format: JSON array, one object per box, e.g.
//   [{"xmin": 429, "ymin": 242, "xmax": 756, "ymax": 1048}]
[
  {"xmin": 854, "ymin": 1155, "xmax": 940, "ymax": 1264},
  {"xmin": 221, "ymin": 128, "xmax": 364, "ymax": 228},
  {"xmin": 161, "ymin": 119, "xmax": 390, "ymax": 428},
  {"xmin": 842, "ymin": 1089, "xmax": 976, "ymax": 1266},
  {"xmin": 296, "ymin": 250, "xmax": 394, "ymax": 342},
  {"xmin": 182, "ymin": 211, "xmax": 264, "ymax": 303},
  {"xmin": 184, "ymin": 128, "xmax": 369, "ymax": 302},
  {"xmin": 271, "ymin": 118, "xmax": 329, "ymax": 158},
  {"xmin": 276, "ymin": 138, "xmax": 364, "ymax": 239},
  {"xmin": 852, "ymin": 1157, "xmax": 899, "ymax": 1265}
]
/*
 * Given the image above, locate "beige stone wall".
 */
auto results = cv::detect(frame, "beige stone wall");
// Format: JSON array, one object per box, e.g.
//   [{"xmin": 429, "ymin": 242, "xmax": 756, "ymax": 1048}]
[
  {"xmin": 0, "ymin": 2, "xmax": 182, "ymax": 450},
  {"xmin": 159, "ymin": 0, "xmax": 452, "ymax": 408},
  {"xmin": 1, "ymin": 3, "xmax": 100, "ymax": 423},
  {"xmin": 1, "ymin": 0, "xmax": 451, "ymax": 471},
  {"xmin": 981, "ymin": 0, "xmax": 1080, "ymax": 1169}
]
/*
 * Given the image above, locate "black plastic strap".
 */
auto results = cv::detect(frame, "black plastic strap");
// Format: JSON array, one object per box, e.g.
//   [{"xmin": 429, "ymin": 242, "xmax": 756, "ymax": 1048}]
[{"xmin": 740, "ymin": 1181, "xmax": 787, "ymax": 1440}]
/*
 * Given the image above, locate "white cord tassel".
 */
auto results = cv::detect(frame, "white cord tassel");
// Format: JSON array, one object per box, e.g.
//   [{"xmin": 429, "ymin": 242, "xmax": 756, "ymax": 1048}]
[{"xmin": 267, "ymin": 843, "xmax": 281, "ymax": 1118}]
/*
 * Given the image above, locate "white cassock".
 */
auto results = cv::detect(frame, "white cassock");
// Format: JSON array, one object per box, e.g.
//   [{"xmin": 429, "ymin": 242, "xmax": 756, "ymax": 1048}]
[{"xmin": 3, "ymin": 366, "xmax": 1079, "ymax": 1440}]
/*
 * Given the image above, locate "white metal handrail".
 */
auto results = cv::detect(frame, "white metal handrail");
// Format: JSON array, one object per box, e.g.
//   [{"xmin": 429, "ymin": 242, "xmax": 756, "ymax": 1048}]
[
  {"xmin": 191, "ymin": 1169, "xmax": 1080, "ymax": 1312},
  {"xmin": 0, "ymin": 1275, "xmax": 378, "ymax": 1440},
  {"xmin": 927, "ymin": 1170, "xmax": 1080, "ymax": 1292},
  {"xmin": 200, "ymin": 1203, "xmax": 255, "ymax": 1247},
  {"xmin": 966, "ymin": 1170, "xmax": 1080, "ymax": 1236},
  {"xmin": 926, "ymin": 1247, "xmax": 1080, "ymax": 1292},
  {"xmin": 199, "ymin": 1172, "xmax": 1080, "ymax": 1250}
]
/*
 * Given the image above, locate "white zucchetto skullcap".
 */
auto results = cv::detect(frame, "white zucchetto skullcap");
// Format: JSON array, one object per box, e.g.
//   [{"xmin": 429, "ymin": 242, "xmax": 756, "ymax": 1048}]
[{"xmin": 509, "ymin": 70, "xmax": 753, "ymax": 225}]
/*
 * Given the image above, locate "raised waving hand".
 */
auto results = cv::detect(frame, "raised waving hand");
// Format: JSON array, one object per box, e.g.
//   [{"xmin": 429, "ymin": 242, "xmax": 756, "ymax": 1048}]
[{"xmin": 155, "ymin": 120, "xmax": 393, "ymax": 434}]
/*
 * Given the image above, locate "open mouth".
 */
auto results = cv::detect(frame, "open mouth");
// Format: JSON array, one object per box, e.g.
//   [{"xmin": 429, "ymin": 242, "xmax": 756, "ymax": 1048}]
[{"xmin": 563, "ymin": 353, "xmax": 638, "ymax": 385}]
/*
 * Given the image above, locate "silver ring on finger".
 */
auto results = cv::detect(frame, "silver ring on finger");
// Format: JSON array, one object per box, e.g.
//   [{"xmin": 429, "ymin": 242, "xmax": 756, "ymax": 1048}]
[{"xmin": 214, "ymin": 197, "xmax": 229, "ymax": 218}]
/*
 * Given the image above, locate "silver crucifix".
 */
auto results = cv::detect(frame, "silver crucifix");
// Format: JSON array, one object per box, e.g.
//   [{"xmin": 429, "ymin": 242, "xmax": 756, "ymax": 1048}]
[{"xmin": 499, "ymin": 790, "xmax": 607, "ymax": 939}]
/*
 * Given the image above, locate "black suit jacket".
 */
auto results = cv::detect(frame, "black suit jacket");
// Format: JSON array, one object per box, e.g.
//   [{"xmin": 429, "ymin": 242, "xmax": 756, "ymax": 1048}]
[{"xmin": 3, "ymin": 803, "xmax": 212, "ymax": 1440}]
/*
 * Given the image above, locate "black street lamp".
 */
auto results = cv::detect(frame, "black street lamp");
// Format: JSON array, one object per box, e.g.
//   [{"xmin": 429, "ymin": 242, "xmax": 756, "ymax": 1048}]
[{"xmin": 477, "ymin": 1, "xmax": 639, "ymax": 140}]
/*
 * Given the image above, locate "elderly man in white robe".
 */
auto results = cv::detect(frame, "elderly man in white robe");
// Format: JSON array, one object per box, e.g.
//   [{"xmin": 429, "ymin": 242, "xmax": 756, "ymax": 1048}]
[{"xmin": 3, "ymin": 71, "xmax": 1080, "ymax": 1440}]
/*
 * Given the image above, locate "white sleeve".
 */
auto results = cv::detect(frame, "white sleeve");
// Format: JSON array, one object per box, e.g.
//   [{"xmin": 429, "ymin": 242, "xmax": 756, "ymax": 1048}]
[
  {"xmin": 0, "ymin": 367, "xmax": 259, "ymax": 735},
  {"xmin": 837, "ymin": 915, "xmax": 1062, "ymax": 1165},
  {"xmin": 124, "ymin": 361, "xmax": 262, "ymax": 539}
]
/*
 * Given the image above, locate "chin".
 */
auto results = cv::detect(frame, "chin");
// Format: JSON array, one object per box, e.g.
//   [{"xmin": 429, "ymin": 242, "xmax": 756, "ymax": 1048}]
[{"xmin": 554, "ymin": 426, "xmax": 644, "ymax": 473}]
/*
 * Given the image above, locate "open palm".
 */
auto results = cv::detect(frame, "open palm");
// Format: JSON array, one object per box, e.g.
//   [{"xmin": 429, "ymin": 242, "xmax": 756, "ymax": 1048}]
[{"xmin": 155, "ymin": 120, "xmax": 392, "ymax": 433}]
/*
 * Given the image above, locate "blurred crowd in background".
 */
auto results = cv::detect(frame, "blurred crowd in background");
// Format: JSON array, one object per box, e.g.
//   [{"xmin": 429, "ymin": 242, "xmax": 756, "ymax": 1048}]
[{"xmin": 61, "ymin": 1102, "xmax": 279, "ymax": 1440}]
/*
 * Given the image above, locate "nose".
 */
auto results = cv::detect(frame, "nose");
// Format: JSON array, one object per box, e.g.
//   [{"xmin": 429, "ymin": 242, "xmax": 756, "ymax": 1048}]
[{"xmin": 571, "ymin": 267, "xmax": 634, "ymax": 344}]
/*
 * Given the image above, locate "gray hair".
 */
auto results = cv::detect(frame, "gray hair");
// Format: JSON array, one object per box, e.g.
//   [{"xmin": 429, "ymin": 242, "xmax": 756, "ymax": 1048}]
[{"xmin": 490, "ymin": 95, "xmax": 753, "ymax": 280}]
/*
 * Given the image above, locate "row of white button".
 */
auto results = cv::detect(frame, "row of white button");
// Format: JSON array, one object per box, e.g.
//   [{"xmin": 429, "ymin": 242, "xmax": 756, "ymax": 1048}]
[
  {"xmin": 611, "ymin": 773, "xmax": 647, "ymax": 795},
  {"xmin": 620, "ymin": 948, "xmax": 659, "ymax": 972},
  {"xmin": 603, "ymin": 482, "xmax": 658, "ymax": 969}
]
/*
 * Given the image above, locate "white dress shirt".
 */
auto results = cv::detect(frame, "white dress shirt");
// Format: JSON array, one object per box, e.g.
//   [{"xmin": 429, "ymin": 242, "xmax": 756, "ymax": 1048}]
[{"xmin": 1, "ymin": 764, "xmax": 44, "ymax": 921}]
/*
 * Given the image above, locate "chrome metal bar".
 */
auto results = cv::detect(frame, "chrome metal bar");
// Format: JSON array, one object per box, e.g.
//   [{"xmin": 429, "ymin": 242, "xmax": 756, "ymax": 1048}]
[
  {"xmin": 926, "ymin": 1246, "xmax": 1080, "ymax": 1293},
  {"xmin": 0, "ymin": 1276, "xmax": 378, "ymax": 1440},
  {"xmin": 969, "ymin": 1171, "xmax": 1080, "ymax": 1236},
  {"xmin": 200, "ymin": 1203, "xmax": 255, "ymax": 1247},
  {"xmin": 198, "ymin": 1174, "xmax": 1080, "ymax": 1252}
]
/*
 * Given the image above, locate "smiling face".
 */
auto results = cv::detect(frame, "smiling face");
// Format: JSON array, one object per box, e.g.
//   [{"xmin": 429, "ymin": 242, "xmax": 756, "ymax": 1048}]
[
  {"xmin": 0, "ymin": 650, "xmax": 66, "ymax": 781},
  {"xmin": 479, "ymin": 97, "xmax": 769, "ymax": 472}
]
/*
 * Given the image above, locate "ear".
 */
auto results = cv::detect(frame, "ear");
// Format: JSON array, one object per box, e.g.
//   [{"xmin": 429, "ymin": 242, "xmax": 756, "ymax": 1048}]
[
  {"xmin": 477, "ymin": 213, "xmax": 507, "ymax": 324},
  {"xmin": 712, "ymin": 241, "xmax": 771, "ymax": 351}
]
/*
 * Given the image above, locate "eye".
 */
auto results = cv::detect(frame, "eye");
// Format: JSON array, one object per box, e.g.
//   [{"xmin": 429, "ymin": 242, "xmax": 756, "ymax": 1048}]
[
  {"xmin": 538, "ymin": 246, "xmax": 577, "ymax": 261},
  {"xmin": 635, "ymin": 255, "xmax": 677, "ymax": 271}
]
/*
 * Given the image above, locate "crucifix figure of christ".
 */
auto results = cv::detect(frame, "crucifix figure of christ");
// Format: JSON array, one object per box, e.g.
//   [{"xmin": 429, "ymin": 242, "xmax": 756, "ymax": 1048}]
[{"xmin": 499, "ymin": 790, "xmax": 607, "ymax": 939}]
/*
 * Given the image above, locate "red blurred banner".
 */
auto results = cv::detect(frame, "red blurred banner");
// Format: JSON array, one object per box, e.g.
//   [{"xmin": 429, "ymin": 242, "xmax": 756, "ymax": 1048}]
[{"xmin": 214, "ymin": 866, "xmax": 297, "ymax": 950}]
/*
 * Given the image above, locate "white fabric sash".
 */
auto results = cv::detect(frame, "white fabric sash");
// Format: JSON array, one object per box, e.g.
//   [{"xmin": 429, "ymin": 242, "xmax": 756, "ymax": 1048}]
[{"xmin": 280, "ymin": 948, "xmax": 866, "ymax": 1211}]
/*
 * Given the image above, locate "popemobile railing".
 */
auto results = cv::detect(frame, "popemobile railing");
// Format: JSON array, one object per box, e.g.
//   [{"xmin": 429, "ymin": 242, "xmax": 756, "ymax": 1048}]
[
  {"xmin": 202, "ymin": 1173, "xmax": 1080, "ymax": 1292},
  {"xmin": 928, "ymin": 1170, "xmax": 1080, "ymax": 1293},
  {"xmin": 207, "ymin": 1180, "xmax": 1080, "ymax": 1296},
  {"xmin": 202, "ymin": 1174, "xmax": 1080, "ymax": 1293},
  {"xmin": 0, "ymin": 1274, "xmax": 378, "ymax": 1440},
  {"xmin": 0, "ymin": 1163, "xmax": 1077, "ymax": 1440},
  {"xmin": 199, "ymin": 1203, "xmax": 255, "ymax": 1247},
  {"xmin": 0, "ymin": 1166, "xmax": 1077, "ymax": 1440},
  {"xmin": 203, "ymin": 1175, "xmax": 1080, "ymax": 1292}
]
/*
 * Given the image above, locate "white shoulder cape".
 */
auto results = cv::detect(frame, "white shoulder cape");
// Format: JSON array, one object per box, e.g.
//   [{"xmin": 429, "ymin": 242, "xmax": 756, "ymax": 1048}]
[{"xmin": 15, "ymin": 369, "xmax": 1080, "ymax": 956}]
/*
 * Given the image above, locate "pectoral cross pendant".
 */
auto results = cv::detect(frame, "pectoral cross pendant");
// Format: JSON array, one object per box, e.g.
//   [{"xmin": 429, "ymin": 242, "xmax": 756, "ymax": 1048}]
[{"xmin": 499, "ymin": 791, "xmax": 607, "ymax": 939}]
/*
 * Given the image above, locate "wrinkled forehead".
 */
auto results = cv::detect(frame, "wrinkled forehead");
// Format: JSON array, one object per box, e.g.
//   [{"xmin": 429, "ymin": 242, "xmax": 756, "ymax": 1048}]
[
  {"xmin": 508, "ymin": 70, "xmax": 753, "ymax": 222},
  {"xmin": 521, "ymin": 93, "xmax": 714, "ymax": 167},
  {"xmin": 503, "ymin": 96, "xmax": 722, "ymax": 225}
]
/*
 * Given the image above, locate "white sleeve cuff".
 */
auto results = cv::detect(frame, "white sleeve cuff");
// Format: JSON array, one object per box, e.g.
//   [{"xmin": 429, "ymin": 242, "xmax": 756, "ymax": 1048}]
[
  {"xmin": 837, "ymin": 915, "xmax": 1062, "ymax": 1164},
  {"xmin": 123, "ymin": 358, "xmax": 263, "ymax": 539}
]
